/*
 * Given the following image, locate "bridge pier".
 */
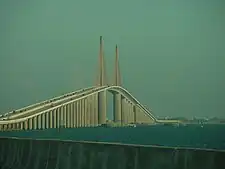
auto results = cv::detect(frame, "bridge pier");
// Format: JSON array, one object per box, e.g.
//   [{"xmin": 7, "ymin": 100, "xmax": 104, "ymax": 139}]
[
  {"xmin": 53, "ymin": 110, "xmax": 56, "ymax": 128},
  {"xmin": 133, "ymin": 106, "xmax": 137, "ymax": 123},
  {"xmin": 67, "ymin": 104, "xmax": 70, "ymax": 128},
  {"xmin": 81, "ymin": 99, "xmax": 85, "ymax": 127},
  {"xmin": 57, "ymin": 108, "xmax": 60, "ymax": 128},
  {"xmin": 98, "ymin": 91, "xmax": 107, "ymax": 124},
  {"xmin": 127, "ymin": 101, "xmax": 133, "ymax": 123},
  {"xmin": 49, "ymin": 111, "xmax": 53, "ymax": 128},
  {"xmin": 45, "ymin": 112, "xmax": 49, "ymax": 129},
  {"xmin": 121, "ymin": 97, "xmax": 127, "ymax": 125},
  {"xmin": 74, "ymin": 102, "xmax": 77, "ymax": 127},
  {"xmin": 88, "ymin": 96, "xmax": 93, "ymax": 126},
  {"xmin": 63, "ymin": 106, "xmax": 67, "ymax": 128},
  {"xmin": 42, "ymin": 113, "xmax": 46, "ymax": 129},
  {"xmin": 24, "ymin": 120, "xmax": 28, "ymax": 130},
  {"xmin": 86, "ymin": 98, "xmax": 89, "ymax": 126},
  {"xmin": 76, "ymin": 101, "xmax": 80, "ymax": 127},
  {"xmin": 79, "ymin": 100, "xmax": 82, "ymax": 127},
  {"xmin": 33, "ymin": 116, "xmax": 37, "ymax": 130},
  {"xmin": 37, "ymin": 115, "xmax": 41, "ymax": 129},
  {"xmin": 72, "ymin": 102, "xmax": 75, "ymax": 127},
  {"xmin": 113, "ymin": 93, "xmax": 122, "ymax": 124},
  {"xmin": 28, "ymin": 118, "xmax": 32, "ymax": 130},
  {"xmin": 93, "ymin": 93, "xmax": 99, "ymax": 125},
  {"xmin": 70, "ymin": 103, "xmax": 73, "ymax": 128}
]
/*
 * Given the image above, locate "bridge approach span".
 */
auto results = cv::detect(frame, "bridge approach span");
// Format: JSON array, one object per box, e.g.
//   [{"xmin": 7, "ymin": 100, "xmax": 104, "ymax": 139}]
[
  {"xmin": 0, "ymin": 85, "xmax": 156, "ymax": 125},
  {"xmin": 0, "ymin": 86, "xmax": 96, "ymax": 119}
]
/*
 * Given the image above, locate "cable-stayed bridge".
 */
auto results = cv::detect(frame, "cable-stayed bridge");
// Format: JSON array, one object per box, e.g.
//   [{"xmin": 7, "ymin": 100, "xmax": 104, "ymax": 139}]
[{"xmin": 0, "ymin": 36, "xmax": 177, "ymax": 131}]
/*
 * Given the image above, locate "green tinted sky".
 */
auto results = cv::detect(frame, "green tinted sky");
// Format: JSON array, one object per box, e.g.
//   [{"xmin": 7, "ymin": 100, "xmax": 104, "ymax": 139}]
[{"xmin": 0, "ymin": 0, "xmax": 224, "ymax": 118}]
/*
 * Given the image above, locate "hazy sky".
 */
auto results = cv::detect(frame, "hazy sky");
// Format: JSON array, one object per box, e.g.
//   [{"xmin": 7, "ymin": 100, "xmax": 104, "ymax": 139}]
[{"xmin": 0, "ymin": 0, "xmax": 224, "ymax": 118}]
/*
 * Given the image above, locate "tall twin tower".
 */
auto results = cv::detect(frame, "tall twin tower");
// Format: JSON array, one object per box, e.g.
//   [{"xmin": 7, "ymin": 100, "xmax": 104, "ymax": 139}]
[
  {"xmin": 96, "ymin": 36, "xmax": 122, "ymax": 124},
  {"xmin": 97, "ymin": 36, "xmax": 121, "ymax": 86}
]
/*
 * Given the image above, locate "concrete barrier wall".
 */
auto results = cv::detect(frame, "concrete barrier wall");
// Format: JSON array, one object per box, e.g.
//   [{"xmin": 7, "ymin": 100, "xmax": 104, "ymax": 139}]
[{"xmin": 0, "ymin": 137, "xmax": 224, "ymax": 169}]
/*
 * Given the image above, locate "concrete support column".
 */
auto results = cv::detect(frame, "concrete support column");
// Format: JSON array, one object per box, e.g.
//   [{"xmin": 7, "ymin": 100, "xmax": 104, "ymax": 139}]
[
  {"xmin": 113, "ymin": 93, "xmax": 122, "ymax": 124},
  {"xmin": 60, "ymin": 106, "xmax": 64, "ymax": 128},
  {"xmin": 133, "ymin": 106, "xmax": 137, "ymax": 123},
  {"xmin": 28, "ymin": 118, "xmax": 32, "ymax": 130},
  {"xmin": 130, "ymin": 104, "xmax": 134, "ymax": 123},
  {"xmin": 37, "ymin": 115, "xmax": 41, "ymax": 129},
  {"xmin": 16, "ymin": 123, "xmax": 19, "ymax": 130},
  {"xmin": 89, "ymin": 95, "xmax": 94, "ymax": 126},
  {"xmin": 68, "ymin": 104, "xmax": 71, "ymax": 128},
  {"xmin": 10, "ymin": 124, "xmax": 13, "ymax": 130},
  {"xmin": 5, "ymin": 124, "xmax": 8, "ymax": 131},
  {"xmin": 80, "ymin": 100, "xmax": 83, "ymax": 127},
  {"xmin": 72, "ymin": 102, "xmax": 76, "ymax": 128},
  {"xmin": 24, "ymin": 120, "xmax": 28, "ymax": 130},
  {"xmin": 7, "ymin": 124, "xmax": 11, "ymax": 131},
  {"xmin": 56, "ymin": 108, "xmax": 60, "ymax": 128},
  {"xmin": 128, "ymin": 102, "xmax": 133, "ymax": 123},
  {"xmin": 127, "ymin": 101, "xmax": 130, "ymax": 124},
  {"xmin": 98, "ymin": 91, "xmax": 106, "ymax": 124},
  {"xmin": 49, "ymin": 111, "xmax": 53, "ymax": 128},
  {"xmin": 66, "ymin": 104, "xmax": 69, "ymax": 128},
  {"xmin": 67, "ymin": 104, "xmax": 71, "ymax": 128},
  {"xmin": 46, "ymin": 112, "xmax": 49, "ymax": 129},
  {"xmin": 11, "ymin": 123, "xmax": 15, "ymax": 131},
  {"xmin": 86, "ymin": 97, "xmax": 90, "ymax": 127},
  {"xmin": 63, "ymin": 106, "xmax": 66, "ymax": 128},
  {"xmin": 127, "ymin": 102, "xmax": 130, "ymax": 123},
  {"xmin": 53, "ymin": 109, "xmax": 57, "ymax": 128},
  {"xmin": 121, "ymin": 98, "xmax": 127, "ymax": 125},
  {"xmin": 76, "ymin": 101, "xmax": 80, "ymax": 127},
  {"xmin": 74, "ymin": 102, "xmax": 77, "ymax": 127},
  {"xmin": 136, "ymin": 106, "xmax": 139, "ymax": 123},
  {"xmin": 83, "ymin": 99, "xmax": 86, "ymax": 127},
  {"xmin": 33, "ymin": 116, "xmax": 37, "ymax": 130},
  {"xmin": 20, "ymin": 122, "xmax": 23, "ymax": 130},
  {"xmin": 125, "ymin": 99, "xmax": 129, "ymax": 124},
  {"xmin": 136, "ymin": 106, "xmax": 142, "ymax": 123},
  {"xmin": 70, "ymin": 104, "xmax": 73, "ymax": 127},
  {"xmin": 85, "ymin": 98, "xmax": 88, "ymax": 127},
  {"xmin": 78, "ymin": 100, "xmax": 82, "ymax": 127},
  {"xmin": 41, "ymin": 113, "xmax": 45, "ymax": 129},
  {"xmin": 81, "ymin": 99, "xmax": 84, "ymax": 127},
  {"xmin": 13, "ymin": 123, "xmax": 17, "ymax": 130},
  {"xmin": 94, "ymin": 93, "xmax": 99, "ymax": 125}
]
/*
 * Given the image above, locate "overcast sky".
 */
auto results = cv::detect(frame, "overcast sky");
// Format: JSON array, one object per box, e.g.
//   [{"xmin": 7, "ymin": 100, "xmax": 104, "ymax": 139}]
[{"xmin": 0, "ymin": 0, "xmax": 224, "ymax": 118}]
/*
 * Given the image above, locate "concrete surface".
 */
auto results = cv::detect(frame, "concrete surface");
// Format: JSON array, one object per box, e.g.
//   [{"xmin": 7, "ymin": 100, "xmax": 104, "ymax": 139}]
[{"xmin": 0, "ymin": 137, "xmax": 225, "ymax": 169}]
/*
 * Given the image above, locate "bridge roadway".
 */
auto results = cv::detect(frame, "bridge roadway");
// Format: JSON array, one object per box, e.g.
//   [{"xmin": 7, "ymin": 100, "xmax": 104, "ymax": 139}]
[
  {"xmin": 4, "ymin": 86, "xmax": 107, "ymax": 120},
  {"xmin": 0, "ymin": 85, "xmax": 182, "ymax": 130},
  {"xmin": 0, "ymin": 85, "xmax": 158, "ymax": 126},
  {"xmin": 0, "ymin": 87, "xmax": 96, "ymax": 120}
]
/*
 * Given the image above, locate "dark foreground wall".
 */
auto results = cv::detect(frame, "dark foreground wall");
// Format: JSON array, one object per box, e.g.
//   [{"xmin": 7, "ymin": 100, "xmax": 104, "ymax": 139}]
[{"xmin": 0, "ymin": 137, "xmax": 224, "ymax": 169}]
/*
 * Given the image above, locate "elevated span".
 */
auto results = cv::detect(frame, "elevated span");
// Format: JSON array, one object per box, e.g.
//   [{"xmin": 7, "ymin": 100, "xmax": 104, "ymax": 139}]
[
  {"xmin": 0, "ymin": 85, "xmax": 156, "ymax": 130},
  {"xmin": 0, "ymin": 87, "xmax": 95, "ymax": 120}
]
